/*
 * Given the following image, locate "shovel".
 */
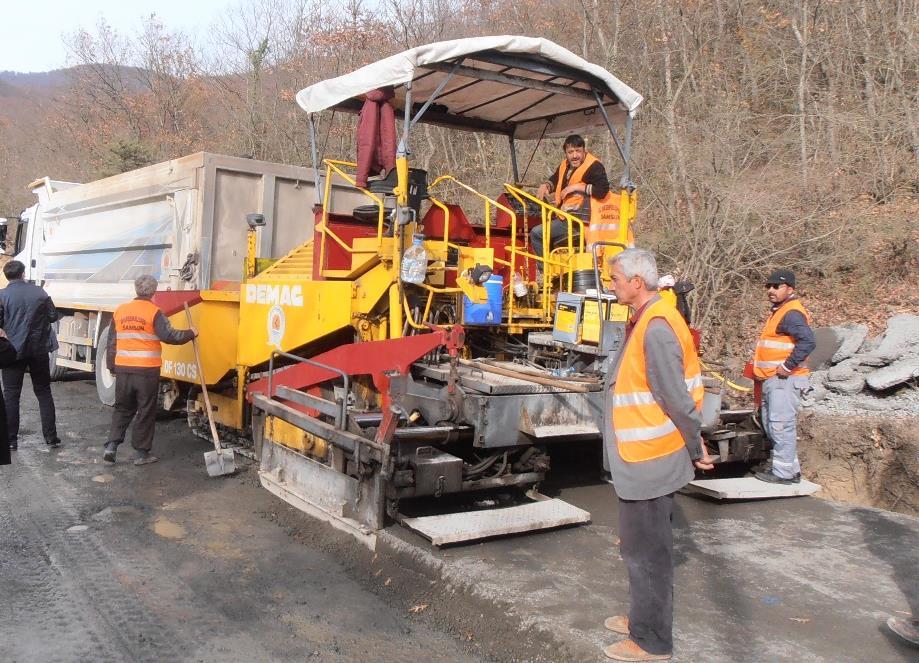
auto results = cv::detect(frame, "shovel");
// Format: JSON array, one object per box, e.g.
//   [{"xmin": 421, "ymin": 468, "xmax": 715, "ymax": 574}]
[{"xmin": 184, "ymin": 303, "xmax": 235, "ymax": 477}]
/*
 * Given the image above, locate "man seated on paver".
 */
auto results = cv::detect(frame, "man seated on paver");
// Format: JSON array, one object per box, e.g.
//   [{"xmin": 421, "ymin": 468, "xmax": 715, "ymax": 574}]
[{"xmin": 532, "ymin": 134, "xmax": 610, "ymax": 277}]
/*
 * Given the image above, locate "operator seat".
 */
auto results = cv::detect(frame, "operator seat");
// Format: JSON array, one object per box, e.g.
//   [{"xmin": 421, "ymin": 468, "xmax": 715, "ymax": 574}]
[{"xmin": 352, "ymin": 168, "xmax": 428, "ymax": 226}]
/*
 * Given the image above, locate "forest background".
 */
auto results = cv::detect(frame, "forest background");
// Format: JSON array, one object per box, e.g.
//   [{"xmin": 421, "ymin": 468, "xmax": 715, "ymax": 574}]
[{"xmin": 1, "ymin": 0, "xmax": 917, "ymax": 360}]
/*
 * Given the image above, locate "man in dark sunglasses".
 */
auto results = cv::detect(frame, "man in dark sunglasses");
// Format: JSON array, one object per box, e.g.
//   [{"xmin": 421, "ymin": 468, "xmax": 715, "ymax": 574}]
[{"xmin": 751, "ymin": 269, "xmax": 816, "ymax": 484}]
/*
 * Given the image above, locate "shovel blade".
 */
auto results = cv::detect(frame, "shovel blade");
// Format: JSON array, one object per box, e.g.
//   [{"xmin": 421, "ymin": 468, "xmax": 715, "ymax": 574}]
[{"xmin": 204, "ymin": 448, "xmax": 236, "ymax": 477}]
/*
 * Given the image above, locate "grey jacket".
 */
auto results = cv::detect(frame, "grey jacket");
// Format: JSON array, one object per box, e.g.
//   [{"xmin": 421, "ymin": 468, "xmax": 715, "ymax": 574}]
[
  {"xmin": 603, "ymin": 297, "xmax": 702, "ymax": 501},
  {"xmin": 0, "ymin": 280, "xmax": 59, "ymax": 360}
]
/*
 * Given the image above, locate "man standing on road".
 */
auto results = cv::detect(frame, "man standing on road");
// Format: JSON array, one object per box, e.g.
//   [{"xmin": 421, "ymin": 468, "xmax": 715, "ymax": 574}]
[
  {"xmin": 602, "ymin": 248, "xmax": 714, "ymax": 662},
  {"xmin": 0, "ymin": 259, "xmax": 61, "ymax": 451},
  {"xmin": 103, "ymin": 275, "xmax": 195, "ymax": 466},
  {"xmin": 751, "ymin": 269, "xmax": 815, "ymax": 484}
]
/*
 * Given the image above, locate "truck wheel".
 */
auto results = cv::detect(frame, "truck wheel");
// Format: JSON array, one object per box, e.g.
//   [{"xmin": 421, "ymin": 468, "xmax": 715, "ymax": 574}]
[
  {"xmin": 95, "ymin": 324, "xmax": 117, "ymax": 406},
  {"xmin": 48, "ymin": 321, "xmax": 68, "ymax": 381}
]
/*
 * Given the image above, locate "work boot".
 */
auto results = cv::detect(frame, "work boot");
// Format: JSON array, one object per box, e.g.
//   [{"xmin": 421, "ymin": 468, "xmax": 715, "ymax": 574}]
[
  {"xmin": 604, "ymin": 615, "xmax": 629, "ymax": 635},
  {"xmin": 103, "ymin": 441, "xmax": 120, "ymax": 464},
  {"xmin": 603, "ymin": 639, "xmax": 671, "ymax": 661},
  {"xmin": 46, "ymin": 437, "xmax": 61, "ymax": 448},
  {"xmin": 887, "ymin": 616, "xmax": 919, "ymax": 645},
  {"xmin": 754, "ymin": 470, "xmax": 800, "ymax": 484},
  {"xmin": 132, "ymin": 450, "xmax": 158, "ymax": 466}
]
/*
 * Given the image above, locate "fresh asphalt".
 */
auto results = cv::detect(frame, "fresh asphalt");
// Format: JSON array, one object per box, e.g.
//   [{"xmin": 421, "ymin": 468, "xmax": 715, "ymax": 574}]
[{"xmin": 1, "ymin": 376, "xmax": 916, "ymax": 662}]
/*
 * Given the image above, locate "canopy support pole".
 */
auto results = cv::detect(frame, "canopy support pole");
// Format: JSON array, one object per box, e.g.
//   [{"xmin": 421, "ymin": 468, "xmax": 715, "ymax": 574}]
[
  {"xmin": 508, "ymin": 136, "xmax": 520, "ymax": 184},
  {"xmin": 410, "ymin": 60, "xmax": 463, "ymax": 130},
  {"xmin": 307, "ymin": 114, "xmax": 322, "ymax": 206}
]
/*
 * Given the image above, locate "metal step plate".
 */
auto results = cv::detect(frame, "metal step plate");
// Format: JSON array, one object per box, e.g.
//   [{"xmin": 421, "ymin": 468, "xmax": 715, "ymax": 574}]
[
  {"xmin": 401, "ymin": 498, "xmax": 591, "ymax": 546},
  {"xmin": 684, "ymin": 477, "xmax": 821, "ymax": 500}
]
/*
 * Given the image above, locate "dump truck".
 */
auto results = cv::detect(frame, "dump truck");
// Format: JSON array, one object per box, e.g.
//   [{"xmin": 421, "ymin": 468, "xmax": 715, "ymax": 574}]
[{"xmin": 10, "ymin": 153, "xmax": 364, "ymax": 404}]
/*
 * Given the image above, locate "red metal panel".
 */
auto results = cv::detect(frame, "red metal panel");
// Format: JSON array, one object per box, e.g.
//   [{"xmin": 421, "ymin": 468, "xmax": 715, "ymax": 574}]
[
  {"xmin": 246, "ymin": 329, "xmax": 456, "ymax": 402},
  {"xmin": 152, "ymin": 291, "xmax": 202, "ymax": 316}
]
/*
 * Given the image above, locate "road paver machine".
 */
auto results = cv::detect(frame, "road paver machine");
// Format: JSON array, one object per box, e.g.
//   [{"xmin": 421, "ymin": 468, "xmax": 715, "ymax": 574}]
[{"xmin": 164, "ymin": 36, "xmax": 766, "ymax": 546}]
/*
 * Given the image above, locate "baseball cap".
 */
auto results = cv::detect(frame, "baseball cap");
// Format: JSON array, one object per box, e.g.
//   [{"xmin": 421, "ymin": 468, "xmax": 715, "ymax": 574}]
[{"xmin": 765, "ymin": 269, "xmax": 796, "ymax": 287}]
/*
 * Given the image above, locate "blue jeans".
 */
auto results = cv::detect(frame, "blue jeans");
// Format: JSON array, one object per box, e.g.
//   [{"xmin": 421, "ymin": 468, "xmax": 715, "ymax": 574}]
[
  {"xmin": 761, "ymin": 375, "xmax": 809, "ymax": 478},
  {"xmin": 529, "ymin": 219, "xmax": 581, "ymax": 270}
]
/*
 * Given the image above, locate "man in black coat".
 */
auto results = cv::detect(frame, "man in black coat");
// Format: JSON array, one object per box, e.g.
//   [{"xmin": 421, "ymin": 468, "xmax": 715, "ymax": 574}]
[{"xmin": 0, "ymin": 260, "xmax": 61, "ymax": 450}]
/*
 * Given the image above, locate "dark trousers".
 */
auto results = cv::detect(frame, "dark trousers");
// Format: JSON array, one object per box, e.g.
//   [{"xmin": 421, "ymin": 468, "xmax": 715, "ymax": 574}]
[
  {"xmin": 0, "ymin": 390, "xmax": 8, "ymax": 464},
  {"xmin": 618, "ymin": 493, "xmax": 675, "ymax": 655},
  {"xmin": 2, "ymin": 354, "xmax": 58, "ymax": 446},
  {"xmin": 108, "ymin": 372, "xmax": 159, "ymax": 452}
]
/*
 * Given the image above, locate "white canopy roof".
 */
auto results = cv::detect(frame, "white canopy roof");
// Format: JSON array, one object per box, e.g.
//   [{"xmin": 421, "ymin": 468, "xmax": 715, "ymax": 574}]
[{"xmin": 296, "ymin": 36, "xmax": 643, "ymax": 139}]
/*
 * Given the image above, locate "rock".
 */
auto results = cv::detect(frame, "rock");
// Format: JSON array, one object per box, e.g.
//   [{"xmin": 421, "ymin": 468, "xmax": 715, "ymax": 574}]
[
  {"xmin": 862, "ymin": 314, "xmax": 919, "ymax": 364},
  {"xmin": 829, "ymin": 324, "xmax": 869, "ymax": 364},
  {"xmin": 825, "ymin": 374, "xmax": 866, "ymax": 395},
  {"xmin": 827, "ymin": 357, "xmax": 865, "ymax": 382},
  {"xmin": 857, "ymin": 353, "xmax": 890, "ymax": 368},
  {"xmin": 809, "ymin": 327, "xmax": 845, "ymax": 370},
  {"xmin": 802, "ymin": 384, "xmax": 828, "ymax": 406},
  {"xmin": 865, "ymin": 353, "xmax": 919, "ymax": 391},
  {"xmin": 808, "ymin": 370, "xmax": 827, "ymax": 387}
]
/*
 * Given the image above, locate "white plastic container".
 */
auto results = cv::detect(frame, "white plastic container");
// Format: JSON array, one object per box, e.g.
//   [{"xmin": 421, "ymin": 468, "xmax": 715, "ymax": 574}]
[
  {"xmin": 400, "ymin": 234, "xmax": 428, "ymax": 284},
  {"xmin": 512, "ymin": 272, "xmax": 528, "ymax": 298}
]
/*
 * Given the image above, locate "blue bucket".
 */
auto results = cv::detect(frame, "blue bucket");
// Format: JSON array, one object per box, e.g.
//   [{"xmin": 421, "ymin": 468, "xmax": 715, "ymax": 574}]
[{"xmin": 463, "ymin": 274, "xmax": 504, "ymax": 325}]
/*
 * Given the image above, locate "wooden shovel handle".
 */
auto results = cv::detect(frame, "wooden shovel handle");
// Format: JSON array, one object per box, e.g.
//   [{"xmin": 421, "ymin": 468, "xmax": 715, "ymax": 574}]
[{"xmin": 184, "ymin": 303, "xmax": 221, "ymax": 452}]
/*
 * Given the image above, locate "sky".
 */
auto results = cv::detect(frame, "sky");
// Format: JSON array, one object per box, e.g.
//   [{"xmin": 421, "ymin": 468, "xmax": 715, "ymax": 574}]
[{"xmin": 1, "ymin": 0, "xmax": 236, "ymax": 73}]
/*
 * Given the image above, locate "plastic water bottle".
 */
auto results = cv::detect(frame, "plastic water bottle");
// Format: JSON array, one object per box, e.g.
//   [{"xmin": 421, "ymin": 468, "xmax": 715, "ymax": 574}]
[
  {"xmin": 400, "ymin": 234, "xmax": 428, "ymax": 284},
  {"xmin": 512, "ymin": 271, "xmax": 529, "ymax": 298}
]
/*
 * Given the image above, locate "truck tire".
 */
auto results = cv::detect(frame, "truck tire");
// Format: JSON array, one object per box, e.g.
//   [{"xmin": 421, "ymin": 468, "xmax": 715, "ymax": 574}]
[
  {"xmin": 48, "ymin": 321, "xmax": 68, "ymax": 381},
  {"xmin": 95, "ymin": 323, "xmax": 117, "ymax": 406}
]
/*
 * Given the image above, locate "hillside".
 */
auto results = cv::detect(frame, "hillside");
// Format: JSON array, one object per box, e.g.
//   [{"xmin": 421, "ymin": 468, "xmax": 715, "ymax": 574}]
[{"xmin": 0, "ymin": 0, "xmax": 916, "ymax": 351}]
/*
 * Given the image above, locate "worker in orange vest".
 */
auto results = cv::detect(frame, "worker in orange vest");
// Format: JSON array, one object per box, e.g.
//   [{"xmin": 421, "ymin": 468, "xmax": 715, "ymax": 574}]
[
  {"xmin": 102, "ymin": 275, "xmax": 196, "ymax": 466},
  {"xmin": 752, "ymin": 269, "xmax": 815, "ymax": 484},
  {"xmin": 532, "ymin": 134, "xmax": 615, "ymax": 276},
  {"xmin": 602, "ymin": 248, "xmax": 714, "ymax": 662}
]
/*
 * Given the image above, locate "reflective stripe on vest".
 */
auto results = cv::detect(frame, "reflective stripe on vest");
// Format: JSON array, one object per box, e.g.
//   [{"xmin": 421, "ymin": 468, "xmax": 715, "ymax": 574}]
[
  {"xmin": 612, "ymin": 298, "xmax": 703, "ymax": 463},
  {"xmin": 113, "ymin": 299, "xmax": 162, "ymax": 369},
  {"xmin": 752, "ymin": 298, "xmax": 811, "ymax": 379}
]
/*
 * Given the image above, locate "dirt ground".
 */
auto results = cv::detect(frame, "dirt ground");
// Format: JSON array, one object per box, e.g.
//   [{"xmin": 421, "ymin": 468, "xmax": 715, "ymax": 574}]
[
  {"xmin": 3, "ymin": 375, "xmax": 918, "ymax": 662},
  {"xmin": 799, "ymin": 413, "xmax": 919, "ymax": 516},
  {"xmin": 0, "ymin": 376, "xmax": 488, "ymax": 663}
]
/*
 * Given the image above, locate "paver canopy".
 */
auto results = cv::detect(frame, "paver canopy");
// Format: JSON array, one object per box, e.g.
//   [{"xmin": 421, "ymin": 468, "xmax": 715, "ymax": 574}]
[{"xmin": 296, "ymin": 35, "xmax": 643, "ymax": 139}]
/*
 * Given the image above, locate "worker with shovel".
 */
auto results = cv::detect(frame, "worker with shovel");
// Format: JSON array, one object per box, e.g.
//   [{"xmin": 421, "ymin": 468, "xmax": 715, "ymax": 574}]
[{"xmin": 103, "ymin": 275, "xmax": 196, "ymax": 466}]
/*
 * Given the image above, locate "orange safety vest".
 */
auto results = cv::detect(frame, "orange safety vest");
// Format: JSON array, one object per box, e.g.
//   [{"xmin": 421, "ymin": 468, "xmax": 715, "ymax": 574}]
[
  {"xmin": 612, "ymin": 299, "xmax": 704, "ymax": 463},
  {"xmin": 553, "ymin": 153, "xmax": 626, "ymax": 247},
  {"xmin": 113, "ymin": 299, "xmax": 162, "ymax": 369},
  {"xmin": 753, "ymin": 298, "xmax": 811, "ymax": 380}
]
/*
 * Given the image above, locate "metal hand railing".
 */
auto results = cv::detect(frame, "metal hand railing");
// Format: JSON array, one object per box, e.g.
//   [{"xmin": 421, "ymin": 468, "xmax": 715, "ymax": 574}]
[
  {"xmin": 317, "ymin": 160, "xmax": 389, "ymax": 274},
  {"xmin": 267, "ymin": 350, "xmax": 350, "ymax": 430}
]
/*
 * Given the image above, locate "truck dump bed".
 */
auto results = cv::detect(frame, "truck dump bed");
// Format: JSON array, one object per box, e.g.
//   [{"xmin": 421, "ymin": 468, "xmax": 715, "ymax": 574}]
[{"xmin": 25, "ymin": 152, "xmax": 360, "ymax": 310}]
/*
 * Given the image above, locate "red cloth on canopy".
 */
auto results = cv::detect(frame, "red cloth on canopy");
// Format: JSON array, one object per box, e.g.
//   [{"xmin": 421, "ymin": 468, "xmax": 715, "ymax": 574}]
[{"xmin": 355, "ymin": 87, "xmax": 397, "ymax": 188}]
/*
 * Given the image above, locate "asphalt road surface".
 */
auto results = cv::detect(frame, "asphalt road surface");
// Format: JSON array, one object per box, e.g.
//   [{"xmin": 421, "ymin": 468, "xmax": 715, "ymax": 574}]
[
  {"xmin": 0, "ymin": 376, "xmax": 486, "ymax": 663},
  {"xmin": 2, "ymin": 376, "xmax": 917, "ymax": 663}
]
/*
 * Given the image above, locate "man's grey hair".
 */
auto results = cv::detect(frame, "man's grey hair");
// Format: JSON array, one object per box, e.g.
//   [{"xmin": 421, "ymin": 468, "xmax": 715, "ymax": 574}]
[
  {"xmin": 608, "ymin": 248, "xmax": 659, "ymax": 290},
  {"xmin": 134, "ymin": 275, "xmax": 158, "ymax": 298}
]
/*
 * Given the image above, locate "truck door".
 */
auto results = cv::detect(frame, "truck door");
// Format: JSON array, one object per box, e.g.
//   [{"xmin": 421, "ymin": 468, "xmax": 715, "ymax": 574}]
[{"xmin": 13, "ymin": 204, "xmax": 38, "ymax": 281}]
